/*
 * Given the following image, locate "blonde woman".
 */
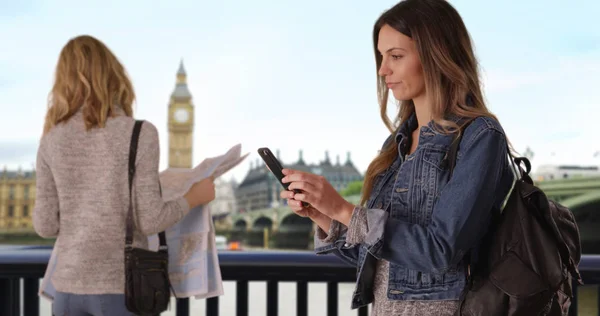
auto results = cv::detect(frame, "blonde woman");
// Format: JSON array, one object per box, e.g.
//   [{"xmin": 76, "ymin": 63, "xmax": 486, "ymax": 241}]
[{"xmin": 33, "ymin": 35, "xmax": 214, "ymax": 316}]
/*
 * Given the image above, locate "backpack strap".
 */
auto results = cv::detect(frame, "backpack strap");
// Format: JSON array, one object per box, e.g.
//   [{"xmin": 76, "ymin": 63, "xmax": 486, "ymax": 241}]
[
  {"xmin": 440, "ymin": 118, "xmax": 477, "ymax": 287},
  {"xmin": 440, "ymin": 118, "xmax": 473, "ymax": 175},
  {"xmin": 543, "ymin": 199, "xmax": 584, "ymax": 285},
  {"xmin": 126, "ymin": 120, "xmax": 167, "ymax": 252}
]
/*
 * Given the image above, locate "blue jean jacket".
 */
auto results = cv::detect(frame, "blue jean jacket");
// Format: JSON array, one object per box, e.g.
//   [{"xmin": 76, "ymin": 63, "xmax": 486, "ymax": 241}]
[{"xmin": 314, "ymin": 114, "xmax": 515, "ymax": 309}]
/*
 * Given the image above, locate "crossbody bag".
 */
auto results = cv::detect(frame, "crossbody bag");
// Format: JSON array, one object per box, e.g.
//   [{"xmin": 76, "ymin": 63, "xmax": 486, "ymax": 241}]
[{"xmin": 124, "ymin": 120, "xmax": 173, "ymax": 315}]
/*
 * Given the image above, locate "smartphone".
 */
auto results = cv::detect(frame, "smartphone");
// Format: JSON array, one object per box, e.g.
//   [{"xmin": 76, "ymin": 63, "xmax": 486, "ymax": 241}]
[{"xmin": 257, "ymin": 147, "xmax": 308, "ymax": 207}]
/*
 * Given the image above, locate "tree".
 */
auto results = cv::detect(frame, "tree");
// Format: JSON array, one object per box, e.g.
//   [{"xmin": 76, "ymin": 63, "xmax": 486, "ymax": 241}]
[{"xmin": 341, "ymin": 180, "xmax": 363, "ymax": 197}]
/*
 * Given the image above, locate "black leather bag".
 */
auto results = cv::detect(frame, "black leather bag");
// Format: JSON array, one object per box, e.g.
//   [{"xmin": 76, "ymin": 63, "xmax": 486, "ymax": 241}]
[{"xmin": 124, "ymin": 120, "xmax": 173, "ymax": 315}]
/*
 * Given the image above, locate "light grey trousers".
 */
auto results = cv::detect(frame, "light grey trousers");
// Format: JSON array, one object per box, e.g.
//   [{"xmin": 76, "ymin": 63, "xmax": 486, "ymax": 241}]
[{"xmin": 52, "ymin": 291, "xmax": 136, "ymax": 316}]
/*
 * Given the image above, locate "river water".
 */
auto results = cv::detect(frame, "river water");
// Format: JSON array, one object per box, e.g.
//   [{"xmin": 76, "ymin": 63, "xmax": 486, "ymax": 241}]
[{"xmin": 38, "ymin": 280, "xmax": 364, "ymax": 316}]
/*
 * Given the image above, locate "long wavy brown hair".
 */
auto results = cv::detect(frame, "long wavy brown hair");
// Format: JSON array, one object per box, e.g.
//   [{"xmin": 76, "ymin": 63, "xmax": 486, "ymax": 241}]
[
  {"xmin": 43, "ymin": 35, "xmax": 135, "ymax": 135},
  {"xmin": 361, "ymin": 0, "xmax": 507, "ymax": 205}
]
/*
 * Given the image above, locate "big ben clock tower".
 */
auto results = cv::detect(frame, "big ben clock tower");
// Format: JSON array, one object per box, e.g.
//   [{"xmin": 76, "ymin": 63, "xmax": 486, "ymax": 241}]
[{"xmin": 168, "ymin": 60, "xmax": 194, "ymax": 168}]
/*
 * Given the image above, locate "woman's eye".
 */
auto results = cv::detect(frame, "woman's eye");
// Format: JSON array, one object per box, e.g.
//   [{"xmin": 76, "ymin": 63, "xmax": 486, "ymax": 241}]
[{"xmin": 391, "ymin": 55, "xmax": 403, "ymax": 60}]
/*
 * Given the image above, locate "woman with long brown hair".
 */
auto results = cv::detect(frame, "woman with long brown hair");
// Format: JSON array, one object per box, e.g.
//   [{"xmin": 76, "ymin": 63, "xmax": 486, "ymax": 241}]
[
  {"xmin": 33, "ymin": 35, "xmax": 215, "ymax": 315},
  {"xmin": 280, "ymin": 0, "xmax": 515, "ymax": 315}
]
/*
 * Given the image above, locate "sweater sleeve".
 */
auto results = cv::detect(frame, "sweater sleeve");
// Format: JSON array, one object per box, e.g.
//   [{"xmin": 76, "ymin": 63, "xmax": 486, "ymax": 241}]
[
  {"xmin": 32, "ymin": 141, "xmax": 60, "ymax": 238},
  {"xmin": 133, "ymin": 122, "xmax": 190, "ymax": 235}
]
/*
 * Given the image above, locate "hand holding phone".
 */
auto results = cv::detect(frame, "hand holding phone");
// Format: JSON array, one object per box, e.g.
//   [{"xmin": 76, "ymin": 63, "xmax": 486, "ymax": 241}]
[{"xmin": 257, "ymin": 147, "xmax": 308, "ymax": 207}]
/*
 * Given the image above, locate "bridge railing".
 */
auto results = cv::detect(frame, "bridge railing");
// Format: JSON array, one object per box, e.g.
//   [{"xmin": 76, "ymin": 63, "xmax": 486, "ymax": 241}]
[{"xmin": 0, "ymin": 246, "xmax": 599, "ymax": 316}]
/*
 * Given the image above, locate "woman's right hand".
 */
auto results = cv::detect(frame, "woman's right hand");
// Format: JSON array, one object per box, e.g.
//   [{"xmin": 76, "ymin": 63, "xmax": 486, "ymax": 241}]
[
  {"xmin": 281, "ymin": 189, "xmax": 334, "ymax": 233},
  {"xmin": 280, "ymin": 189, "xmax": 318, "ymax": 218},
  {"xmin": 184, "ymin": 177, "xmax": 216, "ymax": 209}
]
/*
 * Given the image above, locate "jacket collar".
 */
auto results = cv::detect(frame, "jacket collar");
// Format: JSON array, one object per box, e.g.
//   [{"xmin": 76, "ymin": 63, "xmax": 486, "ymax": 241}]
[{"xmin": 394, "ymin": 112, "xmax": 465, "ymax": 145}]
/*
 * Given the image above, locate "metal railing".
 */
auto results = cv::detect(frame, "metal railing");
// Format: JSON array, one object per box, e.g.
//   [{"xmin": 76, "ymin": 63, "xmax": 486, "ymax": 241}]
[{"xmin": 0, "ymin": 245, "xmax": 599, "ymax": 316}]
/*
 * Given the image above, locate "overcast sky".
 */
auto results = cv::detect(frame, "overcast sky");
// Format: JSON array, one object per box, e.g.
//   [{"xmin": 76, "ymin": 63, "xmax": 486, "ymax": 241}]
[{"xmin": 0, "ymin": 0, "xmax": 598, "ymax": 182}]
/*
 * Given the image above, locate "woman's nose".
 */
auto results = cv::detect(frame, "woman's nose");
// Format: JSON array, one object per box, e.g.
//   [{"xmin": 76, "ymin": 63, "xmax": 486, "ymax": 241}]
[{"xmin": 378, "ymin": 63, "xmax": 391, "ymax": 77}]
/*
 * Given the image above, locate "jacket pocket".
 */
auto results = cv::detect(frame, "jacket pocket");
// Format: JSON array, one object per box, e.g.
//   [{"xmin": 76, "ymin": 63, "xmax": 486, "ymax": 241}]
[{"xmin": 419, "ymin": 148, "xmax": 448, "ymax": 224}]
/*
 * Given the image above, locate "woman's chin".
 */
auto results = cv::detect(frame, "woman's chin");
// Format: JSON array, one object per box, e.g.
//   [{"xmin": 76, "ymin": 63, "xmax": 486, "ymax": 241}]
[{"xmin": 391, "ymin": 90, "xmax": 411, "ymax": 102}]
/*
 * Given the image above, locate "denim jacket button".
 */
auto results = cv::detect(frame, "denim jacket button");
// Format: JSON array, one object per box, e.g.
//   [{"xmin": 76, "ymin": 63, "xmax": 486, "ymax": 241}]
[{"xmin": 376, "ymin": 202, "xmax": 383, "ymax": 208}]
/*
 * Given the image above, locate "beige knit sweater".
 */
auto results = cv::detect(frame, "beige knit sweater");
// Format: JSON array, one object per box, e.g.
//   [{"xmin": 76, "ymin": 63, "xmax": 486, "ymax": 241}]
[{"xmin": 33, "ymin": 108, "xmax": 190, "ymax": 294}]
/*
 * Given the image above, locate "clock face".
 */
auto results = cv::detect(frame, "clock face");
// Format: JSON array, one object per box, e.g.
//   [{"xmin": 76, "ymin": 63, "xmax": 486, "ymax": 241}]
[{"xmin": 174, "ymin": 108, "xmax": 190, "ymax": 123}]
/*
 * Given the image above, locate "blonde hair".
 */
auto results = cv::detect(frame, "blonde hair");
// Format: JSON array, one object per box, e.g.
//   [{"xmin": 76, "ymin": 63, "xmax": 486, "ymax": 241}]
[
  {"xmin": 43, "ymin": 35, "xmax": 135, "ymax": 135},
  {"xmin": 361, "ymin": 0, "xmax": 512, "ymax": 205}
]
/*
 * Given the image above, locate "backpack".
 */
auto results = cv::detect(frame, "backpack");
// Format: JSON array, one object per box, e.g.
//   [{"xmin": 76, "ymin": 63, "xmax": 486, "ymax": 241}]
[{"xmin": 445, "ymin": 122, "xmax": 584, "ymax": 316}]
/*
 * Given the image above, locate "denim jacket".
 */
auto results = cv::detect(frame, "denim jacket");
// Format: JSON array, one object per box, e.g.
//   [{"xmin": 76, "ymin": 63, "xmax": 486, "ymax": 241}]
[{"xmin": 314, "ymin": 114, "xmax": 515, "ymax": 309}]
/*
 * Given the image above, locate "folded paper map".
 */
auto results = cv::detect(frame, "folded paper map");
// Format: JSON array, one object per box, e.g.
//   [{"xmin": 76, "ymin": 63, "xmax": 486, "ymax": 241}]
[{"xmin": 39, "ymin": 144, "xmax": 249, "ymax": 301}]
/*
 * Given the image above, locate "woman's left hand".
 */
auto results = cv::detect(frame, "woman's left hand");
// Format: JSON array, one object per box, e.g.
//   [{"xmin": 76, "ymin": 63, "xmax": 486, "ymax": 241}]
[{"xmin": 281, "ymin": 168, "xmax": 355, "ymax": 225}]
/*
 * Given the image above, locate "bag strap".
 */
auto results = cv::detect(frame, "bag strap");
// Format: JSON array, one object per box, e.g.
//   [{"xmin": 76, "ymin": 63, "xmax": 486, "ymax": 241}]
[
  {"xmin": 544, "ymin": 199, "xmax": 584, "ymax": 285},
  {"xmin": 442, "ymin": 118, "xmax": 528, "ymax": 183},
  {"xmin": 126, "ymin": 120, "xmax": 167, "ymax": 252},
  {"xmin": 440, "ymin": 119, "xmax": 476, "ymax": 286},
  {"xmin": 440, "ymin": 118, "xmax": 472, "ymax": 175}
]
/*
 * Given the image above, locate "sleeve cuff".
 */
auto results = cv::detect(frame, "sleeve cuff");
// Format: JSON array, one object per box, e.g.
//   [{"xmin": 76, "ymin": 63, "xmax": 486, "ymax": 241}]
[
  {"xmin": 364, "ymin": 207, "xmax": 389, "ymax": 259},
  {"xmin": 346, "ymin": 206, "xmax": 368, "ymax": 244},
  {"xmin": 316, "ymin": 220, "xmax": 343, "ymax": 243},
  {"xmin": 175, "ymin": 196, "xmax": 191, "ymax": 217}
]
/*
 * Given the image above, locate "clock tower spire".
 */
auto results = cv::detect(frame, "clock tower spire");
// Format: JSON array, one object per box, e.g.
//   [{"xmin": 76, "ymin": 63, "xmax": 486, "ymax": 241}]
[{"xmin": 168, "ymin": 59, "xmax": 194, "ymax": 168}]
